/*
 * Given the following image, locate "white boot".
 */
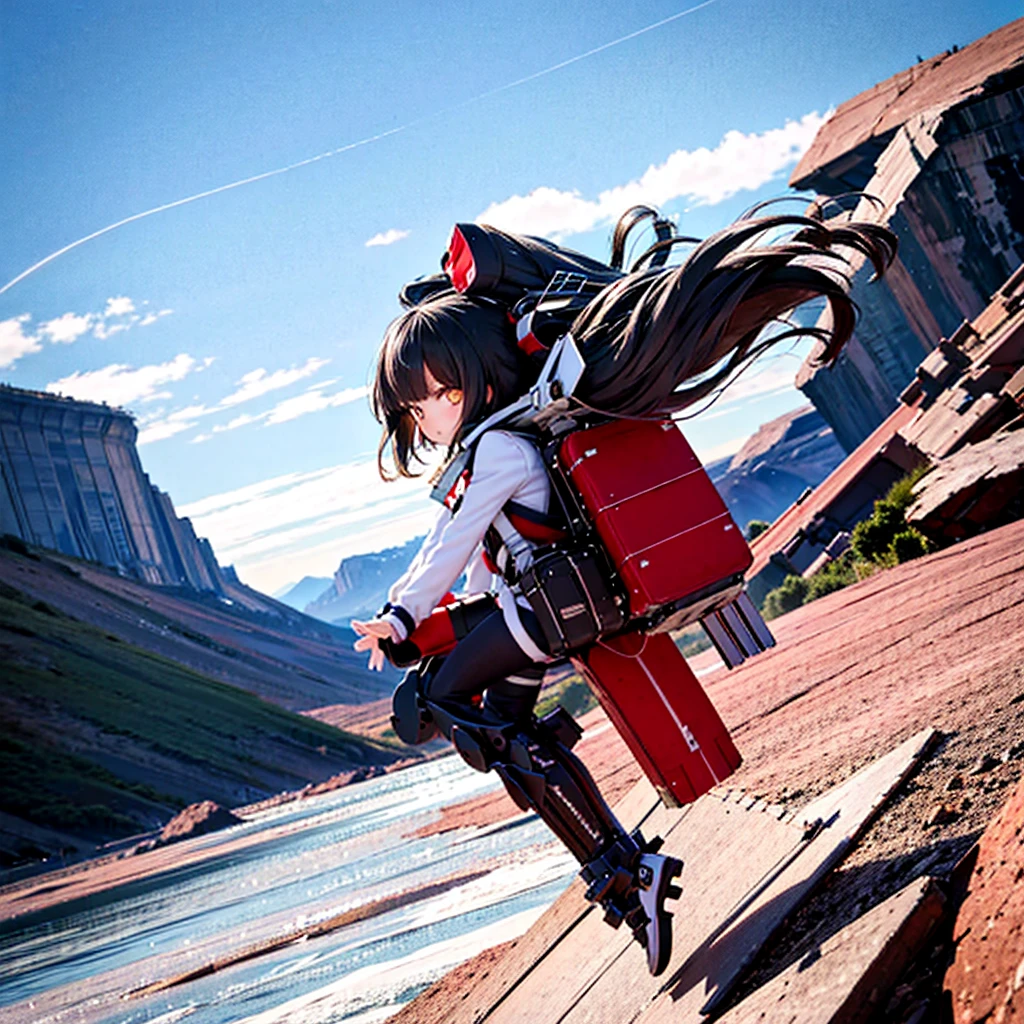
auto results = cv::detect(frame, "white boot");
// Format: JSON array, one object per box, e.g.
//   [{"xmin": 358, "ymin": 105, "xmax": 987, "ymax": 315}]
[{"xmin": 633, "ymin": 853, "xmax": 683, "ymax": 976}]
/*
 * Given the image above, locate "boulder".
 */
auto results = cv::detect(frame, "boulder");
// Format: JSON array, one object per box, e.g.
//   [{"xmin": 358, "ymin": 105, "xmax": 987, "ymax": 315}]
[
  {"xmin": 944, "ymin": 777, "xmax": 1024, "ymax": 1023},
  {"xmin": 159, "ymin": 801, "xmax": 242, "ymax": 845}
]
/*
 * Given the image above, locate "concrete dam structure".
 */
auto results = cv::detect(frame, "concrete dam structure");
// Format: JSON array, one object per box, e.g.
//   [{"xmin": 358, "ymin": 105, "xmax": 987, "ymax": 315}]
[{"xmin": 0, "ymin": 384, "xmax": 229, "ymax": 593}]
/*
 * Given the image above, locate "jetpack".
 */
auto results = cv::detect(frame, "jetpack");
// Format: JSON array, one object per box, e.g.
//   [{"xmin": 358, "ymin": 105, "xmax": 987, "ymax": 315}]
[{"xmin": 388, "ymin": 215, "xmax": 778, "ymax": 808}]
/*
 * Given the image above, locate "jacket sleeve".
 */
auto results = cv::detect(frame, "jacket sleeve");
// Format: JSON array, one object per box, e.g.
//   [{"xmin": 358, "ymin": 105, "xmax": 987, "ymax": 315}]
[{"xmin": 386, "ymin": 432, "xmax": 530, "ymax": 637}]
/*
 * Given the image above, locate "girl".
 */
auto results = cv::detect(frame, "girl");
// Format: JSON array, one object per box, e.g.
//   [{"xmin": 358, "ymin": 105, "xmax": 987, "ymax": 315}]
[{"xmin": 352, "ymin": 210, "xmax": 896, "ymax": 975}]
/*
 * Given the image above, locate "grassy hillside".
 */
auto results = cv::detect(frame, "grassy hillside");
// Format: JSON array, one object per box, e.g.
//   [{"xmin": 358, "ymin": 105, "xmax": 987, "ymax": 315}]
[{"xmin": 0, "ymin": 580, "xmax": 401, "ymax": 864}]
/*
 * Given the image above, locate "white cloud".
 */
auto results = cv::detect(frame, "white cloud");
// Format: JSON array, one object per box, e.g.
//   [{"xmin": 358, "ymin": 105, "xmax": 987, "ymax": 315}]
[
  {"xmin": 137, "ymin": 403, "xmax": 213, "ymax": 445},
  {"xmin": 3, "ymin": 296, "xmax": 173, "ymax": 365},
  {"xmin": 201, "ymin": 384, "xmax": 368, "ymax": 435},
  {"xmin": 365, "ymin": 228, "xmax": 410, "ymax": 248},
  {"xmin": 0, "ymin": 315, "xmax": 42, "ymax": 368},
  {"xmin": 693, "ymin": 435, "xmax": 748, "ymax": 464},
  {"xmin": 138, "ymin": 418, "xmax": 199, "ymax": 446},
  {"xmin": 264, "ymin": 384, "xmax": 368, "ymax": 424},
  {"xmin": 93, "ymin": 320, "xmax": 132, "ymax": 340},
  {"xmin": 477, "ymin": 111, "xmax": 828, "ymax": 239},
  {"xmin": 138, "ymin": 308, "xmax": 174, "ymax": 327},
  {"xmin": 134, "ymin": 407, "xmax": 167, "ymax": 425},
  {"xmin": 46, "ymin": 353, "xmax": 198, "ymax": 408},
  {"xmin": 179, "ymin": 466, "xmax": 340, "ymax": 519},
  {"xmin": 166, "ymin": 403, "xmax": 210, "ymax": 421},
  {"xmin": 213, "ymin": 412, "xmax": 262, "ymax": 434},
  {"xmin": 39, "ymin": 312, "xmax": 95, "ymax": 344},
  {"xmin": 104, "ymin": 296, "xmax": 135, "ymax": 317},
  {"xmin": 716, "ymin": 362, "xmax": 802, "ymax": 404},
  {"xmin": 682, "ymin": 362, "xmax": 804, "ymax": 425},
  {"xmin": 478, "ymin": 187, "xmax": 599, "ymax": 239},
  {"xmin": 179, "ymin": 458, "xmax": 438, "ymax": 594},
  {"xmin": 236, "ymin": 505, "xmax": 436, "ymax": 595},
  {"xmin": 122, "ymin": 356, "xmax": 344, "ymax": 446},
  {"xmin": 219, "ymin": 357, "xmax": 331, "ymax": 408}
]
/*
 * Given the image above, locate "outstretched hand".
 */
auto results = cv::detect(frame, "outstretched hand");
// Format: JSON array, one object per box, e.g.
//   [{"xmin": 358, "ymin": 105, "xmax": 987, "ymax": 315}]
[{"xmin": 351, "ymin": 618, "xmax": 400, "ymax": 672}]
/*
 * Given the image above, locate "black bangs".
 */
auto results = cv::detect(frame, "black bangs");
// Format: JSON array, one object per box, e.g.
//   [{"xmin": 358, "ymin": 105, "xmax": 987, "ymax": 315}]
[{"xmin": 371, "ymin": 294, "xmax": 529, "ymax": 480}]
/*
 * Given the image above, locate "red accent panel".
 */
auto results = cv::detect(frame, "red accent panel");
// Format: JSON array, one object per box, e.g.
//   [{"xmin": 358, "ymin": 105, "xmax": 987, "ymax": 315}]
[
  {"xmin": 443, "ymin": 226, "xmax": 477, "ymax": 293},
  {"xmin": 505, "ymin": 510, "xmax": 566, "ymax": 544},
  {"xmin": 515, "ymin": 311, "xmax": 549, "ymax": 356},
  {"xmin": 559, "ymin": 420, "xmax": 752, "ymax": 617},
  {"xmin": 517, "ymin": 330, "xmax": 547, "ymax": 356},
  {"xmin": 406, "ymin": 606, "xmax": 457, "ymax": 658},
  {"xmin": 574, "ymin": 632, "xmax": 741, "ymax": 807},
  {"xmin": 443, "ymin": 468, "xmax": 471, "ymax": 511},
  {"xmin": 481, "ymin": 550, "xmax": 499, "ymax": 575}
]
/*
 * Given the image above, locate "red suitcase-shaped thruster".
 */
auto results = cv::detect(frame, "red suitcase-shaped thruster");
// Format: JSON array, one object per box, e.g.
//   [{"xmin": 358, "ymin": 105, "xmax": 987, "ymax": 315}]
[
  {"xmin": 558, "ymin": 420, "xmax": 752, "ymax": 621},
  {"xmin": 574, "ymin": 631, "xmax": 741, "ymax": 807}
]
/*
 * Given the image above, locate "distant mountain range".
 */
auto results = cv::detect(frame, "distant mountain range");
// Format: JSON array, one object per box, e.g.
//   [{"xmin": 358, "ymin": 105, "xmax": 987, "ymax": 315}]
[
  {"xmin": 283, "ymin": 407, "xmax": 844, "ymax": 622},
  {"xmin": 707, "ymin": 405, "xmax": 846, "ymax": 532},
  {"xmin": 302, "ymin": 537, "xmax": 424, "ymax": 625},
  {"xmin": 275, "ymin": 575, "xmax": 334, "ymax": 611}
]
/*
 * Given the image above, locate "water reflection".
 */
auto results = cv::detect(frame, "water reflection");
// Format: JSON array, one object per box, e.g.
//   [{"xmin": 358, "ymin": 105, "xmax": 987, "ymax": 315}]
[{"xmin": 0, "ymin": 755, "xmax": 575, "ymax": 1024}]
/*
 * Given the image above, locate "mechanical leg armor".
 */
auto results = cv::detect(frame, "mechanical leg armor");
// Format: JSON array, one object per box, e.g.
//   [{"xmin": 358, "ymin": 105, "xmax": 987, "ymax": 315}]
[{"xmin": 392, "ymin": 665, "xmax": 682, "ymax": 975}]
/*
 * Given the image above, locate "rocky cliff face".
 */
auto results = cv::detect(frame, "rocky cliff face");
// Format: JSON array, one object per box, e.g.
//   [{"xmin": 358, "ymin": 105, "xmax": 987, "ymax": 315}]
[
  {"xmin": 708, "ymin": 406, "xmax": 846, "ymax": 533},
  {"xmin": 304, "ymin": 538, "xmax": 423, "ymax": 624}
]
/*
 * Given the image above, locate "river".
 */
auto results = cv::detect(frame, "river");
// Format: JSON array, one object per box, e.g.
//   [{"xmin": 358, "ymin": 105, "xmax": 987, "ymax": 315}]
[{"xmin": 0, "ymin": 755, "xmax": 576, "ymax": 1024}]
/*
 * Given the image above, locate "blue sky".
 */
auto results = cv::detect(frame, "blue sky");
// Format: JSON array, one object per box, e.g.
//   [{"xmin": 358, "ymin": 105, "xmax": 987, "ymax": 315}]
[{"xmin": 1, "ymin": 1, "xmax": 1018, "ymax": 593}]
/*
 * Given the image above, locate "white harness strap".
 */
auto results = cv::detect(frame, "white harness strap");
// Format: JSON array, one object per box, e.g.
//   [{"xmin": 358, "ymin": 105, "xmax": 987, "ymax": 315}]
[{"xmin": 492, "ymin": 510, "xmax": 535, "ymax": 579}]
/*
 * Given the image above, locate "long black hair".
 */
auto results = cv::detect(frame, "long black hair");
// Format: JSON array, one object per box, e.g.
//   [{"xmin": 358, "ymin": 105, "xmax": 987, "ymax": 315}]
[
  {"xmin": 573, "ymin": 212, "xmax": 896, "ymax": 418},
  {"xmin": 371, "ymin": 206, "xmax": 896, "ymax": 478}
]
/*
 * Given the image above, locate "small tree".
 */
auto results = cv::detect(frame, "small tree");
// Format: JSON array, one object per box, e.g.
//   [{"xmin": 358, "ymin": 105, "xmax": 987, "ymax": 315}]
[
  {"xmin": 851, "ymin": 500, "xmax": 906, "ymax": 563},
  {"xmin": 890, "ymin": 529, "xmax": 930, "ymax": 563},
  {"xmin": 746, "ymin": 519, "xmax": 770, "ymax": 541},
  {"xmin": 762, "ymin": 574, "xmax": 809, "ymax": 620},
  {"xmin": 806, "ymin": 554, "xmax": 857, "ymax": 600},
  {"xmin": 883, "ymin": 463, "xmax": 932, "ymax": 512}
]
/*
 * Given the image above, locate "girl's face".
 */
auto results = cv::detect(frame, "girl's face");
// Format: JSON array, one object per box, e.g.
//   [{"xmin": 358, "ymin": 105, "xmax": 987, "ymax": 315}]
[{"xmin": 409, "ymin": 365, "xmax": 464, "ymax": 447}]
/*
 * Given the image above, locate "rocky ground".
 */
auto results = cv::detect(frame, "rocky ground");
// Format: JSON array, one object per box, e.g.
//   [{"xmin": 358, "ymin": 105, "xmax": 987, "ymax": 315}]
[
  {"xmin": 388, "ymin": 517, "xmax": 1024, "ymax": 1022},
  {"xmin": 4, "ymin": 519, "xmax": 1021, "ymax": 1019}
]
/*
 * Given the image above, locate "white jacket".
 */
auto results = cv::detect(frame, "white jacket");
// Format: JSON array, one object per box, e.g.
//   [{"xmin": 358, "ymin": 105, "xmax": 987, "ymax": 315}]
[{"xmin": 383, "ymin": 430, "xmax": 551, "ymax": 662}]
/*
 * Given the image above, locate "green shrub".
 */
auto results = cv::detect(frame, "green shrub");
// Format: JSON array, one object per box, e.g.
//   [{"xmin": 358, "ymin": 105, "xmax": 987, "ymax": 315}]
[
  {"xmin": 851, "ymin": 500, "xmax": 906, "ymax": 562},
  {"xmin": 759, "ymin": 469, "xmax": 935, "ymax": 620},
  {"xmin": 806, "ymin": 555, "xmax": 857, "ymax": 600},
  {"xmin": 762, "ymin": 575, "xmax": 810, "ymax": 620},
  {"xmin": 848, "ymin": 467, "xmax": 933, "ymax": 566},
  {"xmin": 746, "ymin": 519, "xmax": 770, "ymax": 541},
  {"xmin": 883, "ymin": 463, "xmax": 931, "ymax": 512},
  {"xmin": 890, "ymin": 529, "xmax": 930, "ymax": 563}
]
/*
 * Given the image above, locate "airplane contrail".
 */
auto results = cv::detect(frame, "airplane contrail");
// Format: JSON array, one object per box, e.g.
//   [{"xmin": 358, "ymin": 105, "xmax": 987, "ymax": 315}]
[{"xmin": 0, "ymin": 0, "xmax": 720, "ymax": 298}]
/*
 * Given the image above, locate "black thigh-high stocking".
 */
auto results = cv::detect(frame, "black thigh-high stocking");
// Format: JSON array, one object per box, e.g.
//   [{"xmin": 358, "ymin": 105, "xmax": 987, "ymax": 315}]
[{"xmin": 423, "ymin": 609, "xmax": 636, "ymax": 877}]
